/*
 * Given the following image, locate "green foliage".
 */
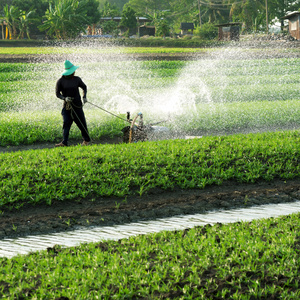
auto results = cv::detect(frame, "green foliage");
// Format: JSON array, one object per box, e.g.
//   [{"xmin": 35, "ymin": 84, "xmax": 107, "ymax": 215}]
[
  {"xmin": 85, "ymin": 0, "xmax": 101, "ymax": 24},
  {"xmin": 1, "ymin": 213, "xmax": 300, "ymax": 298},
  {"xmin": 100, "ymin": 20, "xmax": 118, "ymax": 34},
  {"xmin": 100, "ymin": 1, "xmax": 120, "ymax": 17},
  {"xmin": 194, "ymin": 23, "xmax": 218, "ymax": 40},
  {"xmin": 155, "ymin": 19, "xmax": 170, "ymax": 38},
  {"xmin": 39, "ymin": 0, "xmax": 90, "ymax": 39},
  {"xmin": 119, "ymin": 5, "xmax": 137, "ymax": 31},
  {"xmin": 0, "ymin": 131, "xmax": 300, "ymax": 209},
  {"xmin": 3, "ymin": 4, "xmax": 23, "ymax": 39}
]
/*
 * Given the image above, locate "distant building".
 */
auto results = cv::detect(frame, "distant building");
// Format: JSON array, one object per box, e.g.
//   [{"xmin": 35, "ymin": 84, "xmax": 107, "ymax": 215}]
[
  {"xmin": 139, "ymin": 25, "xmax": 155, "ymax": 37},
  {"xmin": 216, "ymin": 23, "xmax": 241, "ymax": 41},
  {"xmin": 97, "ymin": 17, "xmax": 153, "ymax": 36},
  {"xmin": 283, "ymin": 11, "xmax": 300, "ymax": 40},
  {"xmin": 180, "ymin": 23, "xmax": 194, "ymax": 35}
]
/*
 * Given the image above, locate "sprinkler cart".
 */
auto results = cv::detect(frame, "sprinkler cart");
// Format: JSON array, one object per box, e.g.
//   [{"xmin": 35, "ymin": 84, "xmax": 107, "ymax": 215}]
[{"xmin": 86, "ymin": 101, "xmax": 169, "ymax": 143}]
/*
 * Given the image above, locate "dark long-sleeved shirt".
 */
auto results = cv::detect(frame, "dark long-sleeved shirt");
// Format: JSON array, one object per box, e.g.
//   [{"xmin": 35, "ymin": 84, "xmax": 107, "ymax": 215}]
[{"xmin": 56, "ymin": 75, "xmax": 87, "ymax": 108}]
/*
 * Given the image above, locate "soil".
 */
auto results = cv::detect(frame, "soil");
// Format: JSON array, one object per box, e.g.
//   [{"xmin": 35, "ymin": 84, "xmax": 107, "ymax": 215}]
[{"xmin": 1, "ymin": 174, "xmax": 300, "ymax": 239}]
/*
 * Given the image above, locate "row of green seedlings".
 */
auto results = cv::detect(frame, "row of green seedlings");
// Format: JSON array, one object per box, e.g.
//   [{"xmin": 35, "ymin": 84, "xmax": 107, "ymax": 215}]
[
  {"xmin": 1, "ymin": 213, "xmax": 299, "ymax": 298},
  {"xmin": 1, "ymin": 58, "xmax": 299, "ymax": 83},
  {"xmin": 0, "ymin": 111, "xmax": 125, "ymax": 146},
  {"xmin": 0, "ymin": 130, "xmax": 299, "ymax": 210},
  {"xmin": 1, "ymin": 58, "xmax": 300, "ymax": 117},
  {"xmin": 1, "ymin": 97, "xmax": 300, "ymax": 147},
  {"xmin": 0, "ymin": 46, "xmax": 212, "ymax": 56}
]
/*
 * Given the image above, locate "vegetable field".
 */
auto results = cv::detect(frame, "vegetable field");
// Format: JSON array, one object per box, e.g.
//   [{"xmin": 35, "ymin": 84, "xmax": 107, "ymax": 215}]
[
  {"xmin": 1, "ymin": 213, "xmax": 300, "ymax": 299},
  {"xmin": 1, "ymin": 131, "xmax": 300, "ymax": 210},
  {"xmin": 1, "ymin": 45, "xmax": 300, "ymax": 299},
  {"xmin": 1, "ymin": 46, "xmax": 300, "ymax": 146}
]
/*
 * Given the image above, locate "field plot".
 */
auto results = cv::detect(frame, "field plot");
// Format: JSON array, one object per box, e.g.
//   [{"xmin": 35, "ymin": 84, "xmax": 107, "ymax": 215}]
[
  {"xmin": 0, "ymin": 45, "xmax": 300, "ymax": 146},
  {"xmin": 1, "ymin": 45, "xmax": 300, "ymax": 299}
]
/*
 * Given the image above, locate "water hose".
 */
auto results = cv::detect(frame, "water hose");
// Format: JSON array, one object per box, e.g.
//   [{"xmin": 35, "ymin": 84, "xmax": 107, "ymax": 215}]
[
  {"xmin": 129, "ymin": 113, "xmax": 142, "ymax": 143},
  {"xmin": 87, "ymin": 100, "xmax": 145, "ymax": 143},
  {"xmin": 87, "ymin": 101, "xmax": 130, "ymax": 123}
]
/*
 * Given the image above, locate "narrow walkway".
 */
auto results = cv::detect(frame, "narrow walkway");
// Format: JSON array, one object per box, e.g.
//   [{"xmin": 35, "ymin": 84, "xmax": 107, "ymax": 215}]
[{"xmin": 1, "ymin": 201, "xmax": 300, "ymax": 259}]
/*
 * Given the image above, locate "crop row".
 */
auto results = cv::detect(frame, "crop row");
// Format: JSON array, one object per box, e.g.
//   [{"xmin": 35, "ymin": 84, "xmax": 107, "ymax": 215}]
[
  {"xmin": 0, "ymin": 46, "xmax": 209, "ymax": 55},
  {"xmin": 0, "ymin": 130, "xmax": 299, "ymax": 210},
  {"xmin": 1, "ymin": 212, "xmax": 299, "ymax": 298},
  {"xmin": 1, "ymin": 58, "xmax": 300, "ymax": 113},
  {"xmin": 0, "ymin": 110, "xmax": 124, "ymax": 146},
  {"xmin": 1, "ymin": 99, "xmax": 299, "ymax": 147}
]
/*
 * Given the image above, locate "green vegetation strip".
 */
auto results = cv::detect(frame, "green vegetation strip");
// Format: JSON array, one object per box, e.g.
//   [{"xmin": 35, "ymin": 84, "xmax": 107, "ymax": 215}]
[
  {"xmin": 1, "ymin": 213, "xmax": 300, "ymax": 298},
  {"xmin": 1, "ymin": 99, "xmax": 299, "ymax": 147},
  {"xmin": 0, "ymin": 131, "xmax": 299, "ymax": 210},
  {"xmin": 0, "ymin": 46, "xmax": 209, "ymax": 55},
  {"xmin": 0, "ymin": 111, "xmax": 124, "ymax": 146}
]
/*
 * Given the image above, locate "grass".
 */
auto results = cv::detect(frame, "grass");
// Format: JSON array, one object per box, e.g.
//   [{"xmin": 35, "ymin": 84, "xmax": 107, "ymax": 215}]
[
  {"xmin": 0, "ymin": 212, "xmax": 299, "ymax": 298},
  {"xmin": 0, "ymin": 130, "xmax": 299, "ymax": 210}
]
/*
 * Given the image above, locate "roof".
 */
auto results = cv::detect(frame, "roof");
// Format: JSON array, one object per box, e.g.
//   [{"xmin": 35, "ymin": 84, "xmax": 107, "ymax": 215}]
[
  {"xmin": 100, "ymin": 17, "xmax": 151, "ymax": 22},
  {"xmin": 282, "ymin": 11, "xmax": 300, "ymax": 19},
  {"xmin": 180, "ymin": 23, "xmax": 194, "ymax": 30},
  {"xmin": 215, "ymin": 22, "xmax": 241, "ymax": 27},
  {"xmin": 140, "ymin": 25, "xmax": 155, "ymax": 29}
]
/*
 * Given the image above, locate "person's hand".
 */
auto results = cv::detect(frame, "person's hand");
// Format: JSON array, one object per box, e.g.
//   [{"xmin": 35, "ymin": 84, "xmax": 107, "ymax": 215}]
[
  {"xmin": 83, "ymin": 97, "xmax": 87, "ymax": 104},
  {"xmin": 65, "ymin": 97, "xmax": 73, "ymax": 103}
]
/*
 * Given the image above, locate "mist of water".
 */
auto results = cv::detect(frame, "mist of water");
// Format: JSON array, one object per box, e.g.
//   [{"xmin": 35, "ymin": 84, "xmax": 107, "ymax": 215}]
[{"xmin": 12, "ymin": 39, "xmax": 300, "ymax": 137}]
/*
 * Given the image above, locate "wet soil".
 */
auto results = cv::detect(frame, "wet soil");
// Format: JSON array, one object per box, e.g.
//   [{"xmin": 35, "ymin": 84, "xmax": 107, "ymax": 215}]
[{"xmin": 1, "ymin": 177, "xmax": 300, "ymax": 240}]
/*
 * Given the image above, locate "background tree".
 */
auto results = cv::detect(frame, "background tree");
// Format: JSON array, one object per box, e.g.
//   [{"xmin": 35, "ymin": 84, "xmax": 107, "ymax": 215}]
[
  {"xmin": 3, "ymin": 4, "xmax": 22, "ymax": 39},
  {"xmin": 155, "ymin": 19, "xmax": 170, "ymax": 38},
  {"xmin": 194, "ymin": 22, "xmax": 218, "ymax": 39},
  {"xmin": 119, "ymin": 6, "xmax": 137, "ymax": 35},
  {"xmin": 230, "ymin": 0, "xmax": 266, "ymax": 32},
  {"xmin": 126, "ymin": 0, "xmax": 170, "ymax": 16},
  {"xmin": 268, "ymin": 0, "xmax": 300, "ymax": 30},
  {"xmin": 0, "ymin": 19, "xmax": 6, "ymax": 39},
  {"xmin": 12, "ymin": 0, "xmax": 49, "ymax": 37},
  {"xmin": 85, "ymin": 0, "xmax": 101, "ymax": 35},
  {"xmin": 39, "ymin": 0, "xmax": 90, "ymax": 39},
  {"xmin": 18, "ymin": 9, "xmax": 37, "ymax": 39},
  {"xmin": 98, "ymin": 2, "xmax": 120, "ymax": 35},
  {"xmin": 101, "ymin": 1, "xmax": 120, "ymax": 17},
  {"xmin": 101, "ymin": 19, "xmax": 118, "ymax": 34},
  {"xmin": 98, "ymin": 0, "xmax": 128, "ymax": 11},
  {"xmin": 0, "ymin": 0, "xmax": 13, "ymax": 12}
]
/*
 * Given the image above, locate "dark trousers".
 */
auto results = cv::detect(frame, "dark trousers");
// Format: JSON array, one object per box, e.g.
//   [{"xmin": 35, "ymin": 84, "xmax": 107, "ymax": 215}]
[{"xmin": 61, "ymin": 107, "xmax": 90, "ymax": 145}]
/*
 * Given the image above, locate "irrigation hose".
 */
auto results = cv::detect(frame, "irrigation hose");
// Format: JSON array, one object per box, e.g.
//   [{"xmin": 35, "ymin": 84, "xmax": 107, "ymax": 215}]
[
  {"xmin": 86, "ymin": 101, "xmax": 129, "ymax": 123},
  {"xmin": 129, "ymin": 113, "xmax": 141, "ymax": 144},
  {"xmin": 86, "ymin": 100, "xmax": 146, "ymax": 143}
]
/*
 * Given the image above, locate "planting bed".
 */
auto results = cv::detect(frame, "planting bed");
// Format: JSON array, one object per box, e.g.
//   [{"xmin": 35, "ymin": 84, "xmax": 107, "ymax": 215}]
[
  {"xmin": 1, "ymin": 43, "xmax": 300, "ymax": 299},
  {"xmin": 1, "ymin": 163, "xmax": 300, "ymax": 239},
  {"xmin": 1, "ymin": 44, "xmax": 300, "ymax": 240}
]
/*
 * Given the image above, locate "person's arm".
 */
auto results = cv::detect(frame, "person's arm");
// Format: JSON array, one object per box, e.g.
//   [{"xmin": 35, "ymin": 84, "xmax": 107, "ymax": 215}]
[
  {"xmin": 55, "ymin": 79, "xmax": 65, "ymax": 100},
  {"xmin": 78, "ymin": 78, "xmax": 87, "ymax": 99}
]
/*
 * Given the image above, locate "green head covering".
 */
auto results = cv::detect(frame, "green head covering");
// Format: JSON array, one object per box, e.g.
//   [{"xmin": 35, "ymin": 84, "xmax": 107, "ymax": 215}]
[{"xmin": 62, "ymin": 60, "xmax": 79, "ymax": 76}]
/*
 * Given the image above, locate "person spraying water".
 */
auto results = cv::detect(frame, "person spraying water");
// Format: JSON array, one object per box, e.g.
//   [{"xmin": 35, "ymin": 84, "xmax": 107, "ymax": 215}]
[{"xmin": 55, "ymin": 60, "xmax": 91, "ymax": 147}]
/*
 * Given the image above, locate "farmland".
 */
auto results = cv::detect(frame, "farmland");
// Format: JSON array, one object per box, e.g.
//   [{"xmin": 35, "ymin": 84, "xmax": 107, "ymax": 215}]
[
  {"xmin": 0, "ymin": 43, "xmax": 300, "ymax": 299},
  {"xmin": 1, "ymin": 46, "xmax": 300, "ymax": 146}
]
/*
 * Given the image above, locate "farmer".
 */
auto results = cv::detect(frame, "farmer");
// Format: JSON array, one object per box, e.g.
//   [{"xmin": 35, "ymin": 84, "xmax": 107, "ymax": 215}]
[{"xmin": 55, "ymin": 60, "xmax": 91, "ymax": 147}]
